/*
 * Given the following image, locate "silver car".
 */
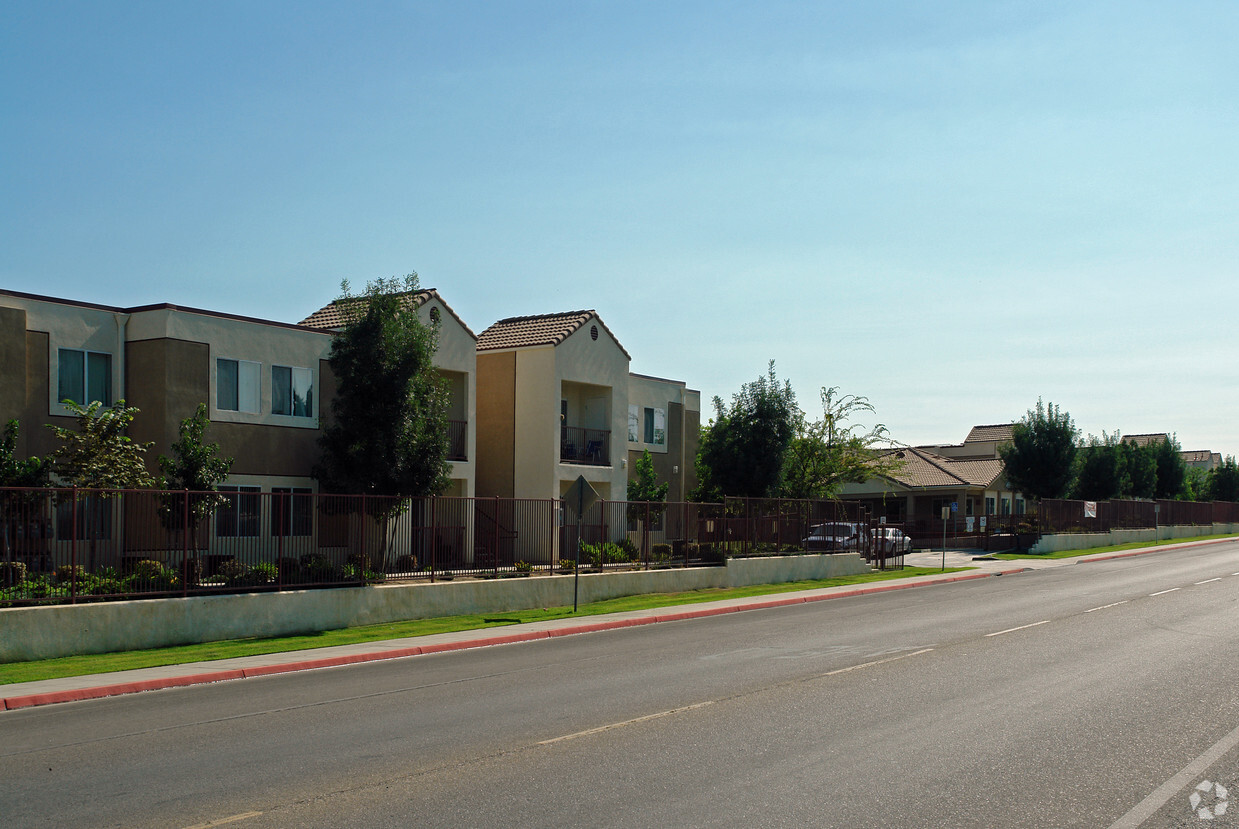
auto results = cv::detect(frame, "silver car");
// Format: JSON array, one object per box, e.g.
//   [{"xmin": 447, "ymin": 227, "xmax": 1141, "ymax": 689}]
[
  {"xmin": 870, "ymin": 526, "xmax": 913, "ymax": 554},
  {"xmin": 802, "ymin": 522, "xmax": 861, "ymax": 552}
]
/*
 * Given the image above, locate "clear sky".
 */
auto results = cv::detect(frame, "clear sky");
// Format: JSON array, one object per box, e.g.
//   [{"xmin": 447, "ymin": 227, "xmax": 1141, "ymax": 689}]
[{"xmin": 4, "ymin": 1, "xmax": 1237, "ymax": 457}]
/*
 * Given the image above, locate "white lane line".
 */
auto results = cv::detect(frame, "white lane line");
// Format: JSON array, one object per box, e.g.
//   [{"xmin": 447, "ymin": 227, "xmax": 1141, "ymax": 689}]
[
  {"xmin": 183, "ymin": 813, "xmax": 263, "ymax": 829},
  {"xmin": 985, "ymin": 620, "xmax": 1050, "ymax": 637},
  {"xmin": 539, "ymin": 701, "xmax": 714, "ymax": 745},
  {"xmin": 822, "ymin": 648, "xmax": 935, "ymax": 676},
  {"xmin": 1195, "ymin": 578, "xmax": 1223, "ymax": 585},
  {"xmin": 1231, "ymin": 572, "xmax": 1239, "ymax": 576},
  {"xmin": 1085, "ymin": 601, "xmax": 1129, "ymax": 613},
  {"xmin": 1107, "ymin": 720, "xmax": 1239, "ymax": 828},
  {"xmin": 1150, "ymin": 588, "xmax": 1181, "ymax": 596}
]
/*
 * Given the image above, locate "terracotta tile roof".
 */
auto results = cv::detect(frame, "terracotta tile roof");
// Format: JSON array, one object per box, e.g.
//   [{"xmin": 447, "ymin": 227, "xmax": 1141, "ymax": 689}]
[
  {"xmin": 298, "ymin": 289, "xmax": 476, "ymax": 339},
  {"xmin": 877, "ymin": 447, "xmax": 1004, "ymax": 490},
  {"xmin": 964, "ymin": 424, "xmax": 1015, "ymax": 443},
  {"xmin": 1121, "ymin": 433, "xmax": 1169, "ymax": 447},
  {"xmin": 477, "ymin": 310, "xmax": 631, "ymax": 359}
]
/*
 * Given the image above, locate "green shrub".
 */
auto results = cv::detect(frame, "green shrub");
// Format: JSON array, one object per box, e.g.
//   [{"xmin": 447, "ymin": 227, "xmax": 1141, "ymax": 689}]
[
  {"xmin": 698, "ymin": 545, "xmax": 727, "ymax": 564},
  {"xmin": 651, "ymin": 543, "xmax": 673, "ymax": 562},
  {"xmin": 514, "ymin": 560, "xmax": 532, "ymax": 573},
  {"xmin": 557, "ymin": 558, "xmax": 575, "ymax": 571},
  {"xmin": 248, "ymin": 562, "xmax": 278, "ymax": 584},
  {"xmin": 615, "ymin": 537, "xmax": 640, "ymax": 559},
  {"xmin": 0, "ymin": 560, "xmax": 27, "ymax": 587},
  {"xmin": 300, "ymin": 553, "xmax": 337, "ymax": 582},
  {"xmin": 127, "ymin": 559, "xmax": 168, "ymax": 580},
  {"xmin": 216, "ymin": 560, "xmax": 247, "ymax": 582},
  {"xmin": 392, "ymin": 554, "xmax": 418, "ymax": 573},
  {"xmin": 276, "ymin": 557, "xmax": 301, "ymax": 582},
  {"xmin": 53, "ymin": 564, "xmax": 86, "ymax": 585}
]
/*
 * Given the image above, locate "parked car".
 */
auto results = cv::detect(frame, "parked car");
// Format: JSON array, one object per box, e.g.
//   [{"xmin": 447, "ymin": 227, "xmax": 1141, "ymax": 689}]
[
  {"xmin": 870, "ymin": 526, "xmax": 913, "ymax": 554},
  {"xmin": 802, "ymin": 522, "xmax": 861, "ymax": 552}
]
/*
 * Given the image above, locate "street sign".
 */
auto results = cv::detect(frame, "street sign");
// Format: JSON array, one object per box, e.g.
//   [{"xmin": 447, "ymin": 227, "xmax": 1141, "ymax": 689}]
[
  {"xmin": 563, "ymin": 476, "xmax": 599, "ymax": 517},
  {"xmin": 980, "ymin": 516, "xmax": 987, "ymax": 529},
  {"xmin": 966, "ymin": 516, "xmax": 975, "ymax": 532},
  {"xmin": 950, "ymin": 501, "xmax": 958, "ymax": 513}
]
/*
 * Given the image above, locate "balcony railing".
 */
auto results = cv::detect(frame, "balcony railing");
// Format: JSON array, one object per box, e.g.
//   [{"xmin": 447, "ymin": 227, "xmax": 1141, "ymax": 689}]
[
  {"xmin": 447, "ymin": 420, "xmax": 467, "ymax": 461},
  {"xmin": 561, "ymin": 426, "xmax": 610, "ymax": 466}
]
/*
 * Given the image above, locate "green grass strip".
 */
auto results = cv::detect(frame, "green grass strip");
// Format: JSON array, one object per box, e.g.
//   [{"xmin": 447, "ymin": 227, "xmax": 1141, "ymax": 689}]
[
  {"xmin": 0, "ymin": 566, "xmax": 964, "ymax": 686},
  {"xmin": 991, "ymin": 532, "xmax": 1239, "ymax": 560}
]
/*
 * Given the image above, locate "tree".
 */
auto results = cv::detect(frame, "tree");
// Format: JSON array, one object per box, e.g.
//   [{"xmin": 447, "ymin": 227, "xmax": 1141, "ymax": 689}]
[
  {"xmin": 46, "ymin": 400, "xmax": 155, "ymax": 569},
  {"xmin": 315, "ymin": 273, "xmax": 451, "ymax": 501},
  {"xmin": 1152, "ymin": 435, "xmax": 1187, "ymax": 500},
  {"xmin": 997, "ymin": 399, "xmax": 1078, "ymax": 501},
  {"xmin": 627, "ymin": 449, "xmax": 669, "ymax": 503},
  {"xmin": 1117, "ymin": 440, "xmax": 1157, "ymax": 499},
  {"xmin": 780, "ymin": 387, "xmax": 901, "ymax": 499},
  {"xmin": 46, "ymin": 400, "xmax": 155, "ymax": 490},
  {"xmin": 1207, "ymin": 457, "xmax": 1239, "ymax": 502},
  {"xmin": 157, "ymin": 403, "xmax": 234, "ymax": 546},
  {"xmin": 692, "ymin": 362, "xmax": 798, "ymax": 500},
  {"xmin": 1071, "ymin": 432, "xmax": 1127, "ymax": 501}
]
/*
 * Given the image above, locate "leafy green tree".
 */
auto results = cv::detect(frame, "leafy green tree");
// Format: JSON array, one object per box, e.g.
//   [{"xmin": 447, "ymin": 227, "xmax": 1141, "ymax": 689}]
[
  {"xmin": 1207, "ymin": 457, "xmax": 1239, "ymax": 502},
  {"xmin": 1118, "ymin": 441, "xmax": 1157, "ymax": 499},
  {"xmin": 157, "ymin": 403, "xmax": 234, "ymax": 545},
  {"xmin": 1152, "ymin": 435, "xmax": 1187, "ymax": 499},
  {"xmin": 997, "ymin": 400, "xmax": 1078, "ymax": 501},
  {"xmin": 1071, "ymin": 432, "xmax": 1127, "ymax": 501},
  {"xmin": 315, "ymin": 273, "xmax": 451, "ymax": 501},
  {"xmin": 47, "ymin": 400, "xmax": 155, "ymax": 490},
  {"xmin": 46, "ymin": 400, "xmax": 155, "ymax": 569},
  {"xmin": 780, "ymin": 387, "xmax": 901, "ymax": 498},
  {"xmin": 628, "ymin": 449, "xmax": 669, "ymax": 503},
  {"xmin": 692, "ymin": 362, "xmax": 798, "ymax": 500}
]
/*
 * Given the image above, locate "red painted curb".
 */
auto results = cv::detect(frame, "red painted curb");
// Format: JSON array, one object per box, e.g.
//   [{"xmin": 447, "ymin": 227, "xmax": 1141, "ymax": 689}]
[{"xmin": 1, "ymin": 568, "xmax": 1028, "ymax": 711}]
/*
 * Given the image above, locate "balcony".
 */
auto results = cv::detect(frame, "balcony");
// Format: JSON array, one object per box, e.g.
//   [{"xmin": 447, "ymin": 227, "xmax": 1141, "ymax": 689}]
[
  {"xmin": 447, "ymin": 420, "xmax": 467, "ymax": 461},
  {"xmin": 561, "ymin": 426, "xmax": 610, "ymax": 466}
]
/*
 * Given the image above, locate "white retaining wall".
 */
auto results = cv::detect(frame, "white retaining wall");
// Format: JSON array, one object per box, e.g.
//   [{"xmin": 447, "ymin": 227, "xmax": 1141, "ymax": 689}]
[
  {"xmin": 0, "ymin": 553, "xmax": 871, "ymax": 662},
  {"xmin": 1029, "ymin": 523, "xmax": 1239, "ymax": 554}
]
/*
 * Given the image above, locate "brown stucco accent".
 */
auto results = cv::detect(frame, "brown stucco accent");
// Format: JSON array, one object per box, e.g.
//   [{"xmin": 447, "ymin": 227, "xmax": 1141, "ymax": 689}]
[
  {"xmin": 126, "ymin": 338, "xmax": 212, "ymax": 473},
  {"xmin": 683, "ymin": 406, "xmax": 700, "ymax": 498},
  {"xmin": 21, "ymin": 331, "xmax": 65, "ymax": 459},
  {"xmin": 475, "ymin": 351, "xmax": 516, "ymax": 498},
  {"xmin": 0, "ymin": 306, "xmax": 27, "ymax": 430}
]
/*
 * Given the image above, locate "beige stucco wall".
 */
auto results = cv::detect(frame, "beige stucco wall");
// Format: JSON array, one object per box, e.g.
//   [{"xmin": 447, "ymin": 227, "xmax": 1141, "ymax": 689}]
[
  {"xmin": 553, "ymin": 320, "xmax": 629, "ymax": 501},
  {"xmin": 0, "ymin": 553, "xmax": 872, "ymax": 662},
  {"xmin": 418, "ymin": 296, "xmax": 477, "ymax": 497}
]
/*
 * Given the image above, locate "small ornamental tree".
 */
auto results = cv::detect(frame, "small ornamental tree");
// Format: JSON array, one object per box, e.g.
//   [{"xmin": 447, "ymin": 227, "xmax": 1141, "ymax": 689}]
[
  {"xmin": 998, "ymin": 400, "xmax": 1078, "ymax": 502},
  {"xmin": 1071, "ymin": 432, "xmax": 1127, "ymax": 501},
  {"xmin": 780, "ymin": 387, "xmax": 902, "ymax": 499},
  {"xmin": 46, "ymin": 400, "xmax": 155, "ymax": 569},
  {"xmin": 627, "ymin": 448, "xmax": 669, "ymax": 529},
  {"xmin": 315, "ymin": 274, "xmax": 451, "ymax": 565},
  {"xmin": 1207, "ymin": 457, "xmax": 1239, "ymax": 502},
  {"xmin": 1152, "ymin": 435, "xmax": 1187, "ymax": 500},
  {"xmin": 157, "ymin": 403, "xmax": 233, "ymax": 549}
]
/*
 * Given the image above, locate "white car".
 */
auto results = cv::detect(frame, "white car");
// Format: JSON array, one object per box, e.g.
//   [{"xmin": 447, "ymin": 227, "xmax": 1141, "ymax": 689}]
[
  {"xmin": 870, "ymin": 527, "xmax": 913, "ymax": 554},
  {"xmin": 803, "ymin": 522, "xmax": 861, "ymax": 552}
]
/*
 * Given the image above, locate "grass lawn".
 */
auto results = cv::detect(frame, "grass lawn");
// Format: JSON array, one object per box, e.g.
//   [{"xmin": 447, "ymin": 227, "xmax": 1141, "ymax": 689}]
[
  {"xmin": 0, "ymin": 565, "xmax": 964, "ymax": 686},
  {"xmin": 991, "ymin": 532, "xmax": 1239, "ymax": 561}
]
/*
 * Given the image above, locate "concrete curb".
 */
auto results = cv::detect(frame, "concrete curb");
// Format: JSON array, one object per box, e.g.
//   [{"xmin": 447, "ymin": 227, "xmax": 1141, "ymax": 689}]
[
  {"xmin": 1075, "ymin": 536, "xmax": 1238, "ymax": 564},
  {"xmin": 0, "ymin": 567, "xmax": 1029, "ymax": 711}
]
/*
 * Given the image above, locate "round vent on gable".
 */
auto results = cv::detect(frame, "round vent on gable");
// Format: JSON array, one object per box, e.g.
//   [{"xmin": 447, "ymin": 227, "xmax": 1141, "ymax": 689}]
[{"xmin": 590, "ymin": 324, "xmax": 598, "ymax": 341}]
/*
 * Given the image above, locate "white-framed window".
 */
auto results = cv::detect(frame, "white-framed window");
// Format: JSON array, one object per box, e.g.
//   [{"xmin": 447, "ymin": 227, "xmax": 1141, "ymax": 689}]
[
  {"xmin": 272, "ymin": 365, "xmax": 313, "ymax": 417},
  {"xmin": 217, "ymin": 358, "xmax": 260, "ymax": 413},
  {"xmin": 216, "ymin": 486, "xmax": 261, "ymax": 537},
  {"xmin": 643, "ymin": 407, "xmax": 666, "ymax": 446},
  {"xmin": 57, "ymin": 348, "xmax": 112, "ymax": 407},
  {"xmin": 627, "ymin": 405, "xmax": 640, "ymax": 443}
]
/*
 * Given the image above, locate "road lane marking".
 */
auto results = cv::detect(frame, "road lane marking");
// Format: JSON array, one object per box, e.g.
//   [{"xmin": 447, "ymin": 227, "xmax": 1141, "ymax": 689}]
[
  {"xmin": 1195, "ymin": 578, "xmax": 1222, "ymax": 585},
  {"xmin": 182, "ymin": 813, "xmax": 263, "ymax": 829},
  {"xmin": 1107, "ymin": 720, "xmax": 1239, "ymax": 828},
  {"xmin": 538, "ymin": 701, "xmax": 715, "ymax": 745},
  {"xmin": 1150, "ymin": 588, "xmax": 1181, "ymax": 596},
  {"xmin": 1085, "ymin": 601, "xmax": 1128, "ymax": 613},
  {"xmin": 822, "ymin": 648, "xmax": 934, "ymax": 676},
  {"xmin": 985, "ymin": 620, "xmax": 1050, "ymax": 637}
]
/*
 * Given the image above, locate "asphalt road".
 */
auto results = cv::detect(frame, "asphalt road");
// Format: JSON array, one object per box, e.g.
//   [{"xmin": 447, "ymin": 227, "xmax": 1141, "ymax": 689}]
[{"xmin": 5, "ymin": 542, "xmax": 1239, "ymax": 828}]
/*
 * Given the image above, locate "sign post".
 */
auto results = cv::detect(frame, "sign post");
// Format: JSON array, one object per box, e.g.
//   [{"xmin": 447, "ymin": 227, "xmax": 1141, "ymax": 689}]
[{"xmin": 562, "ymin": 475, "xmax": 599, "ymax": 613}]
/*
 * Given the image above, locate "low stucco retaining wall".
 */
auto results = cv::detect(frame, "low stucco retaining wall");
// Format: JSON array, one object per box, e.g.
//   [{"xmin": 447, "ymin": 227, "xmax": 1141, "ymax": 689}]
[
  {"xmin": 0, "ymin": 553, "xmax": 870, "ymax": 663},
  {"xmin": 1029, "ymin": 523, "xmax": 1239, "ymax": 554}
]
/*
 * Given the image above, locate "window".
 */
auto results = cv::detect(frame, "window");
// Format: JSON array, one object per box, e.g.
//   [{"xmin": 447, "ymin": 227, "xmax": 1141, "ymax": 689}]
[
  {"xmin": 272, "ymin": 488, "xmax": 313, "ymax": 537},
  {"xmin": 272, "ymin": 365, "xmax": 313, "ymax": 417},
  {"xmin": 966, "ymin": 498, "xmax": 975, "ymax": 517},
  {"xmin": 55, "ymin": 494, "xmax": 113, "ymax": 540},
  {"xmin": 217, "ymin": 359, "xmax": 260, "ymax": 413},
  {"xmin": 627, "ymin": 405, "xmax": 640, "ymax": 442},
  {"xmin": 1015, "ymin": 498, "xmax": 1025, "ymax": 515},
  {"xmin": 1000, "ymin": 497, "xmax": 1012, "ymax": 516},
  {"xmin": 216, "ymin": 486, "xmax": 260, "ymax": 537},
  {"xmin": 985, "ymin": 497, "xmax": 996, "ymax": 515},
  {"xmin": 57, "ymin": 349, "xmax": 111, "ymax": 406},
  {"xmin": 640, "ymin": 407, "xmax": 667, "ymax": 446}
]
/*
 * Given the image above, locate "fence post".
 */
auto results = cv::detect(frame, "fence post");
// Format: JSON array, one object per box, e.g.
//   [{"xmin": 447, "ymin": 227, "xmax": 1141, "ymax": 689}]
[
  {"xmin": 430, "ymin": 496, "xmax": 438, "ymax": 582},
  {"xmin": 182, "ymin": 488, "xmax": 190, "ymax": 598},
  {"xmin": 70, "ymin": 487, "xmax": 78, "ymax": 604},
  {"xmin": 493, "ymin": 496, "xmax": 499, "ymax": 576}
]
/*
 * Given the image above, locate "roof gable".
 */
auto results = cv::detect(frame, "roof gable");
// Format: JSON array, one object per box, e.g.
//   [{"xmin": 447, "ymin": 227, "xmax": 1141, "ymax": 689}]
[
  {"xmin": 298, "ymin": 289, "xmax": 476, "ymax": 339},
  {"xmin": 964, "ymin": 424, "xmax": 1014, "ymax": 443},
  {"xmin": 477, "ymin": 310, "xmax": 631, "ymax": 359}
]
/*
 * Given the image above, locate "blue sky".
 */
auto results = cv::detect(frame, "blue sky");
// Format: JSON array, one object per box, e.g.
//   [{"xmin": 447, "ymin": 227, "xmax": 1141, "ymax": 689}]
[{"xmin": 4, "ymin": 1, "xmax": 1238, "ymax": 457}]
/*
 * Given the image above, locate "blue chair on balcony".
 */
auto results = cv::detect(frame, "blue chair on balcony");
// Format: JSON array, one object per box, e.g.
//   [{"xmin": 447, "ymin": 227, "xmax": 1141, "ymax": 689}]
[{"xmin": 586, "ymin": 439, "xmax": 603, "ymax": 463}]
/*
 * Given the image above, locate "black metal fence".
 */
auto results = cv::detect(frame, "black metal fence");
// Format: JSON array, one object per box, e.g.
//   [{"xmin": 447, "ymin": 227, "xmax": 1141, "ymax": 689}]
[{"xmin": 0, "ymin": 488, "xmax": 894, "ymax": 607}]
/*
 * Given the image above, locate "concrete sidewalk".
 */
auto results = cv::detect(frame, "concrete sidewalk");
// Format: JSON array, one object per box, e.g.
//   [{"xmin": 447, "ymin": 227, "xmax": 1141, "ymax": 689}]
[{"xmin": 3, "ymin": 537, "xmax": 1232, "ymax": 712}]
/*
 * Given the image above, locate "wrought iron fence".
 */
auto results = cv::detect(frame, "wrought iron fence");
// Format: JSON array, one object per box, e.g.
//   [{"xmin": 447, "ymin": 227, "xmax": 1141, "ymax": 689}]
[{"xmin": 0, "ymin": 487, "xmax": 897, "ymax": 607}]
